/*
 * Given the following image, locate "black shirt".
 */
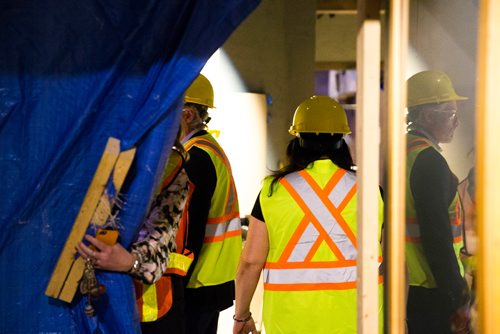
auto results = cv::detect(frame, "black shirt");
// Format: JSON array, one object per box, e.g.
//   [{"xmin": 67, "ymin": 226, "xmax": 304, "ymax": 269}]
[
  {"xmin": 183, "ymin": 130, "xmax": 235, "ymax": 312},
  {"xmin": 409, "ymin": 135, "xmax": 468, "ymax": 309}
]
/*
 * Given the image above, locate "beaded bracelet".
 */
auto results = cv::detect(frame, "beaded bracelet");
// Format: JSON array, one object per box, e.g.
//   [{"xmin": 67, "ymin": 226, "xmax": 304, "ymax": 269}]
[{"xmin": 233, "ymin": 312, "xmax": 252, "ymax": 323}]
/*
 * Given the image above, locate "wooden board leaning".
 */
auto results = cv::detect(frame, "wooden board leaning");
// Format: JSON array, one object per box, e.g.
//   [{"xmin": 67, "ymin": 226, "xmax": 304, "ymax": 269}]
[{"xmin": 45, "ymin": 137, "xmax": 136, "ymax": 303}]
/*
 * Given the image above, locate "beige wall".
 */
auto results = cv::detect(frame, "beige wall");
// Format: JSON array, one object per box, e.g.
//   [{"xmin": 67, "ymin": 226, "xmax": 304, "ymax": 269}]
[{"xmin": 222, "ymin": 0, "xmax": 316, "ymax": 172}]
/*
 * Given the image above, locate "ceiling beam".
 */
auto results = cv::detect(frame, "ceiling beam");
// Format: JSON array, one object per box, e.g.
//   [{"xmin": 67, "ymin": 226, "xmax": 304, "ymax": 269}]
[
  {"xmin": 317, "ymin": 0, "xmax": 357, "ymax": 11},
  {"xmin": 317, "ymin": 0, "xmax": 385, "ymax": 15}
]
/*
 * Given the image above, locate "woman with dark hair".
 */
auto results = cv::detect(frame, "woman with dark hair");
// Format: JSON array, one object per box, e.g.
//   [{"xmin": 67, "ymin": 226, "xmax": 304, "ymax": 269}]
[
  {"xmin": 270, "ymin": 132, "xmax": 355, "ymax": 191},
  {"xmin": 232, "ymin": 95, "xmax": 384, "ymax": 334}
]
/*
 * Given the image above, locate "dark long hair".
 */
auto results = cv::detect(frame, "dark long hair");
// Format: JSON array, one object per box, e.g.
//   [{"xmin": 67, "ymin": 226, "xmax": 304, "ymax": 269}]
[{"xmin": 269, "ymin": 133, "xmax": 354, "ymax": 195}]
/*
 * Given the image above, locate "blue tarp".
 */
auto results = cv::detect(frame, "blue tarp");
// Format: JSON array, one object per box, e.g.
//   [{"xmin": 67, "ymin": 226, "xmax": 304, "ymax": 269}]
[{"xmin": 0, "ymin": 1, "xmax": 259, "ymax": 333}]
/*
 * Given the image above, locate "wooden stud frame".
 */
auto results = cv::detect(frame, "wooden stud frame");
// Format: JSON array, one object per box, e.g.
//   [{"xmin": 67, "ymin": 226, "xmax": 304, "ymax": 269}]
[
  {"xmin": 385, "ymin": 0, "xmax": 409, "ymax": 333},
  {"xmin": 476, "ymin": 1, "xmax": 500, "ymax": 332},
  {"xmin": 356, "ymin": 1, "xmax": 381, "ymax": 332}
]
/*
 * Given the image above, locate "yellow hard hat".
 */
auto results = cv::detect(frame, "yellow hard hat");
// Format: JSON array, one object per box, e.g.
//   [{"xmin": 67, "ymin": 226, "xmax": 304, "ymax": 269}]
[
  {"xmin": 184, "ymin": 74, "xmax": 215, "ymax": 108},
  {"xmin": 289, "ymin": 95, "xmax": 351, "ymax": 136},
  {"xmin": 407, "ymin": 70, "xmax": 467, "ymax": 108}
]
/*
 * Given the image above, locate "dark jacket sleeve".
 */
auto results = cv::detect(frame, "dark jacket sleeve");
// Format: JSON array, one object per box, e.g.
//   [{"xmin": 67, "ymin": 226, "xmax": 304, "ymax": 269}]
[
  {"xmin": 410, "ymin": 147, "xmax": 468, "ymax": 310},
  {"xmin": 184, "ymin": 146, "xmax": 216, "ymax": 267}
]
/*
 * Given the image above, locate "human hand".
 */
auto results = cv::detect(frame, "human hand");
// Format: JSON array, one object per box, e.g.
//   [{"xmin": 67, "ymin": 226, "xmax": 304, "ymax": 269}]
[
  {"xmin": 232, "ymin": 315, "xmax": 257, "ymax": 334},
  {"xmin": 450, "ymin": 305, "xmax": 472, "ymax": 334},
  {"xmin": 76, "ymin": 234, "xmax": 135, "ymax": 272}
]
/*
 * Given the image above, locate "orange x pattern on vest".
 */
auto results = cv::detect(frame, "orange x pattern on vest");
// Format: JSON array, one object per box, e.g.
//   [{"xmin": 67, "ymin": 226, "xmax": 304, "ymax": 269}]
[{"xmin": 264, "ymin": 168, "xmax": 382, "ymax": 291}]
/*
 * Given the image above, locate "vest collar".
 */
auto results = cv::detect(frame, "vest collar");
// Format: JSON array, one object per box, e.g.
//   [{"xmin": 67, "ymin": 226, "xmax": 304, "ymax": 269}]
[
  {"xmin": 181, "ymin": 129, "xmax": 207, "ymax": 144},
  {"xmin": 408, "ymin": 129, "xmax": 442, "ymax": 152}
]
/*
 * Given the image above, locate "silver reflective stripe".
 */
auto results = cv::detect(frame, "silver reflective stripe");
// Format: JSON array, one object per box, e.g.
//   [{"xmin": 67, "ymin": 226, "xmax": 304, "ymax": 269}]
[
  {"xmin": 284, "ymin": 172, "xmax": 357, "ymax": 260},
  {"xmin": 406, "ymin": 222, "xmax": 462, "ymax": 239},
  {"xmin": 328, "ymin": 172, "xmax": 356, "ymax": 207},
  {"xmin": 263, "ymin": 266, "xmax": 357, "ymax": 284},
  {"xmin": 288, "ymin": 223, "xmax": 319, "ymax": 262},
  {"xmin": 193, "ymin": 139, "xmax": 225, "ymax": 160},
  {"xmin": 452, "ymin": 224, "xmax": 462, "ymax": 238},
  {"xmin": 205, "ymin": 217, "xmax": 241, "ymax": 237},
  {"xmin": 225, "ymin": 182, "xmax": 237, "ymax": 215}
]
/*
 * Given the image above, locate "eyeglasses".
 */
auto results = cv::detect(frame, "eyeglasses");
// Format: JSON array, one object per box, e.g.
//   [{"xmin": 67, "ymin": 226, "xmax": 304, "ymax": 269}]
[{"xmin": 431, "ymin": 109, "xmax": 458, "ymax": 122}]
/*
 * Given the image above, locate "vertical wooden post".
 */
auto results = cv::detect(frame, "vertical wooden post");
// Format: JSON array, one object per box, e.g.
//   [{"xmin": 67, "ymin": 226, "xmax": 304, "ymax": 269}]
[
  {"xmin": 385, "ymin": 0, "xmax": 409, "ymax": 333},
  {"xmin": 356, "ymin": 1, "xmax": 381, "ymax": 332},
  {"xmin": 476, "ymin": 1, "xmax": 500, "ymax": 333}
]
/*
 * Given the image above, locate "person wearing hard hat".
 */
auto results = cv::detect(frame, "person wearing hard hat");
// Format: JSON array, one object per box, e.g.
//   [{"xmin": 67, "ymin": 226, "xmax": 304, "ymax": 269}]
[
  {"xmin": 233, "ymin": 96, "xmax": 384, "ymax": 334},
  {"xmin": 405, "ymin": 70, "xmax": 471, "ymax": 333},
  {"xmin": 180, "ymin": 74, "xmax": 242, "ymax": 334}
]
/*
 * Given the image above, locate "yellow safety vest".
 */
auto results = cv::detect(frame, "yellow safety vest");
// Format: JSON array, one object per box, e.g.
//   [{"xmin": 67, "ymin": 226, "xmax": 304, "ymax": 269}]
[
  {"xmin": 135, "ymin": 147, "xmax": 194, "ymax": 322},
  {"xmin": 405, "ymin": 134, "xmax": 464, "ymax": 288},
  {"xmin": 457, "ymin": 176, "xmax": 477, "ymax": 273},
  {"xmin": 184, "ymin": 133, "xmax": 242, "ymax": 288},
  {"xmin": 260, "ymin": 160, "xmax": 384, "ymax": 334}
]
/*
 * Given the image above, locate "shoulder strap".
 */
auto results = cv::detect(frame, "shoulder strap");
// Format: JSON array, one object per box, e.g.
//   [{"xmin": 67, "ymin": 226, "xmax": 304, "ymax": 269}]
[{"xmin": 160, "ymin": 146, "xmax": 186, "ymax": 191}]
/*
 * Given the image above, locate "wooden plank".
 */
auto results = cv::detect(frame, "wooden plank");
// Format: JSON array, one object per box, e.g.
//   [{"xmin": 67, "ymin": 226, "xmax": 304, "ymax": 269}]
[
  {"xmin": 45, "ymin": 138, "xmax": 136, "ymax": 302},
  {"xmin": 356, "ymin": 1, "xmax": 381, "ymax": 333},
  {"xmin": 476, "ymin": 1, "xmax": 500, "ymax": 332},
  {"xmin": 57, "ymin": 145, "xmax": 136, "ymax": 302},
  {"xmin": 45, "ymin": 138, "xmax": 120, "ymax": 300},
  {"xmin": 385, "ymin": 0, "xmax": 409, "ymax": 333}
]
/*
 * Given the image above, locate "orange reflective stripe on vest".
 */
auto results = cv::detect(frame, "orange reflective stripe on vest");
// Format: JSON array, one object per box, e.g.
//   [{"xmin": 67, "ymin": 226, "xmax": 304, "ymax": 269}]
[
  {"xmin": 184, "ymin": 137, "xmax": 231, "ymax": 170},
  {"xmin": 406, "ymin": 198, "xmax": 463, "ymax": 243},
  {"xmin": 264, "ymin": 168, "xmax": 381, "ymax": 291},
  {"xmin": 135, "ymin": 276, "xmax": 173, "ymax": 322},
  {"xmin": 405, "ymin": 134, "xmax": 465, "ymax": 287},
  {"xmin": 184, "ymin": 137, "xmax": 239, "ymax": 219},
  {"xmin": 184, "ymin": 135, "xmax": 241, "ymax": 244},
  {"xmin": 280, "ymin": 169, "xmax": 357, "ymax": 261},
  {"xmin": 407, "ymin": 138, "xmax": 433, "ymax": 152},
  {"xmin": 135, "ymin": 148, "xmax": 191, "ymax": 322},
  {"xmin": 405, "ymin": 136, "xmax": 463, "ymax": 244},
  {"xmin": 204, "ymin": 216, "xmax": 241, "ymax": 243},
  {"xmin": 183, "ymin": 134, "xmax": 242, "ymax": 288}
]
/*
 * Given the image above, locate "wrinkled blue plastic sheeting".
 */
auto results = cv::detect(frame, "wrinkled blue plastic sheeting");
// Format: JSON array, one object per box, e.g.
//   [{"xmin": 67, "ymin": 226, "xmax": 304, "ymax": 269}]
[{"xmin": 0, "ymin": 1, "xmax": 260, "ymax": 333}]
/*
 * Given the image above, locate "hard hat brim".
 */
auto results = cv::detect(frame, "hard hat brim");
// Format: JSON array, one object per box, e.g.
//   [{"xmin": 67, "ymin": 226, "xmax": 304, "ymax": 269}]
[{"xmin": 407, "ymin": 95, "xmax": 468, "ymax": 108}]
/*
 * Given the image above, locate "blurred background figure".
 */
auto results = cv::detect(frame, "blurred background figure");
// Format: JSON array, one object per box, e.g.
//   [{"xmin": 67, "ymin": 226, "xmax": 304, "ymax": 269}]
[
  {"xmin": 404, "ymin": 70, "xmax": 471, "ymax": 334},
  {"xmin": 458, "ymin": 156, "xmax": 477, "ymax": 329}
]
